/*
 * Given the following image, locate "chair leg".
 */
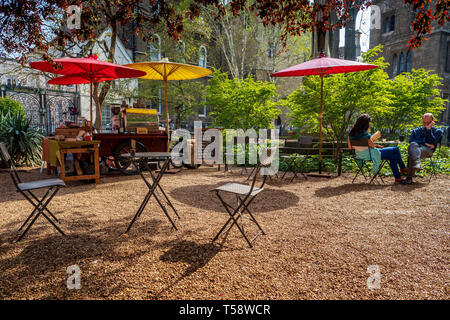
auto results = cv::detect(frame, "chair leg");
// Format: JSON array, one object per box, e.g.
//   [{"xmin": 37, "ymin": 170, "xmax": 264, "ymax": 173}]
[
  {"xmin": 213, "ymin": 191, "xmax": 264, "ymax": 248},
  {"xmin": 352, "ymin": 162, "xmax": 365, "ymax": 183},
  {"xmin": 238, "ymin": 196, "xmax": 265, "ymax": 236},
  {"xmin": 369, "ymin": 160, "xmax": 387, "ymax": 185},
  {"xmin": 17, "ymin": 187, "xmax": 64, "ymax": 241}
]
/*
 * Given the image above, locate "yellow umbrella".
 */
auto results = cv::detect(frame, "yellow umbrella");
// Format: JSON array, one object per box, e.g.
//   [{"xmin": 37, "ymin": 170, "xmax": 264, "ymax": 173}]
[{"xmin": 126, "ymin": 58, "xmax": 212, "ymax": 138}]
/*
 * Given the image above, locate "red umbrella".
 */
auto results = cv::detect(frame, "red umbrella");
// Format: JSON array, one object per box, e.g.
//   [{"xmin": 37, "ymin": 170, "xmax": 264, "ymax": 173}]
[
  {"xmin": 30, "ymin": 55, "xmax": 146, "ymax": 132},
  {"xmin": 272, "ymin": 53, "xmax": 378, "ymax": 174}
]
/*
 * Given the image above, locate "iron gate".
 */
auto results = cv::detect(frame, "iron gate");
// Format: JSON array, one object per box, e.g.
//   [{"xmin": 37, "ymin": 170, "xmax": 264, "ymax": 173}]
[{"xmin": 0, "ymin": 85, "xmax": 80, "ymax": 136}]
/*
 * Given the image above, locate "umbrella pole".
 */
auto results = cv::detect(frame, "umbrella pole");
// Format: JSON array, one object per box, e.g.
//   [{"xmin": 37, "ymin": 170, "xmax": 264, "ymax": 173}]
[
  {"xmin": 319, "ymin": 73, "xmax": 324, "ymax": 174},
  {"xmin": 94, "ymin": 83, "xmax": 102, "ymax": 133},
  {"xmin": 164, "ymin": 79, "xmax": 169, "ymax": 152},
  {"xmin": 90, "ymin": 82, "xmax": 93, "ymax": 133}
]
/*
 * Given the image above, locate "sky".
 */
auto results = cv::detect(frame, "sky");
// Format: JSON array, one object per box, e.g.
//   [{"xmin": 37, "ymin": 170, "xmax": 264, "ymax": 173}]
[{"xmin": 339, "ymin": 8, "xmax": 371, "ymax": 53}]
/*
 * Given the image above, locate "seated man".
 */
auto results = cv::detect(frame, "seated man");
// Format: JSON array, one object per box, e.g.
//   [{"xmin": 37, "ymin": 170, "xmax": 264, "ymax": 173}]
[{"xmin": 402, "ymin": 113, "xmax": 446, "ymax": 184}]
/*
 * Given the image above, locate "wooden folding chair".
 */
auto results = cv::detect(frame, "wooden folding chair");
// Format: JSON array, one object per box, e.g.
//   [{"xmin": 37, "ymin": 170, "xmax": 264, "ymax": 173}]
[
  {"xmin": 0, "ymin": 142, "xmax": 66, "ymax": 241},
  {"xmin": 212, "ymin": 148, "xmax": 276, "ymax": 248},
  {"xmin": 350, "ymin": 139, "xmax": 387, "ymax": 184}
]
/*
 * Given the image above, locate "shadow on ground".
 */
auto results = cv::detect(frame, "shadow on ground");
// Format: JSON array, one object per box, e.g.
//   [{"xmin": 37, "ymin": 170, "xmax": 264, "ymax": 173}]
[
  {"xmin": 315, "ymin": 181, "xmax": 427, "ymax": 198},
  {"xmin": 170, "ymin": 183, "xmax": 299, "ymax": 213}
]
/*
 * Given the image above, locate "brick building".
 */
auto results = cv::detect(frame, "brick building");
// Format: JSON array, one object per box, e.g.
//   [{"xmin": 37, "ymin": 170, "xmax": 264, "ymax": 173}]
[{"xmin": 369, "ymin": 0, "xmax": 450, "ymax": 125}]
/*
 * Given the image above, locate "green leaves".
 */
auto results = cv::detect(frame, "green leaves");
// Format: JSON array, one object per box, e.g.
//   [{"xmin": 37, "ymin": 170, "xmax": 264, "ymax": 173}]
[
  {"xmin": 0, "ymin": 98, "xmax": 26, "ymax": 118},
  {"xmin": 0, "ymin": 112, "xmax": 44, "ymax": 166},
  {"xmin": 206, "ymin": 68, "xmax": 281, "ymax": 130},
  {"xmin": 281, "ymin": 45, "xmax": 447, "ymax": 142}
]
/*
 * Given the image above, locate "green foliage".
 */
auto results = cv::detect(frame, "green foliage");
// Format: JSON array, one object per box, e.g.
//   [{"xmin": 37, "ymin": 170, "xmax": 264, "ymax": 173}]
[
  {"xmin": 138, "ymin": 79, "xmax": 206, "ymax": 129},
  {"xmin": 207, "ymin": 68, "xmax": 281, "ymax": 130},
  {"xmin": 279, "ymin": 144, "xmax": 450, "ymax": 177},
  {"xmin": 0, "ymin": 112, "xmax": 44, "ymax": 166},
  {"xmin": 281, "ymin": 45, "xmax": 390, "ymax": 148},
  {"xmin": 0, "ymin": 97, "xmax": 25, "ymax": 117},
  {"xmin": 369, "ymin": 69, "xmax": 447, "ymax": 133},
  {"xmin": 281, "ymin": 45, "xmax": 447, "ymax": 143}
]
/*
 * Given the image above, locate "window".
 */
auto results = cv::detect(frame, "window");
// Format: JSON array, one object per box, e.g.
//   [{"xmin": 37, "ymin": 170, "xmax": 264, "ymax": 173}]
[
  {"xmin": 149, "ymin": 34, "xmax": 161, "ymax": 61},
  {"xmin": 398, "ymin": 52, "xmax": 404, "ymax": 74},
  {"xmin": 101, "ymin": 105, "xmax": 112, "ymax": 131},
  {"xmin": 406, "ymin": 50, "xmax": 412, "ymax": 72},
  {"xmin": 6, "ymin": 76, "xmax": 17, "ymax": 87},
  {"xmin": 383, "ymin": 16, "xmax": 389, "ymax": 33},
  {"xmin": 392, "ymin": 54, "xmax": 398, "ymax": 77},
  {"xmin": 199, "ymin": 46, "xmax": 207, "ymax": 68},
  {"xmin": 389, "ymin": 15, "xmax": 395, "ymax": 32},
  {"xmin": 383, "ymin": 14, "xmax": 395, "ymax": 33}
]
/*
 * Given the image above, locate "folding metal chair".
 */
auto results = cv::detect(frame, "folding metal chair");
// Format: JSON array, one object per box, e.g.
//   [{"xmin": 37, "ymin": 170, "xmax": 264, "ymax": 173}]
[
  {"xmin": 350, "ymin": 139, "xmax": 387, "ymax": 184},
  {"xmin": 423, "ymin": 135, "xmax": 444, "ymax": 182},
  {"xmin": 0, "ymin": 142, "xmax": 66, "ymax": 241},
  {"xmin": 212, "ymin": 148, "xmax": 276, "ymax": 248}
]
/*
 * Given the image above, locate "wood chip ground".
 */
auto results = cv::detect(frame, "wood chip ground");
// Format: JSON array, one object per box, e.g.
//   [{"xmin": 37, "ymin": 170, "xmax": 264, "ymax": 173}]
[{"xmin": 0, "ymin": 167, "xmax": 448, "ymax": 299}]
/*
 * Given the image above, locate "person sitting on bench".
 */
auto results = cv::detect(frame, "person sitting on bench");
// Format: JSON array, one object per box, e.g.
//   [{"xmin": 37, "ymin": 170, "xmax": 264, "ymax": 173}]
[{"xmin": 348, "ymin": 114, "xmax": 408, "ymax": 183}]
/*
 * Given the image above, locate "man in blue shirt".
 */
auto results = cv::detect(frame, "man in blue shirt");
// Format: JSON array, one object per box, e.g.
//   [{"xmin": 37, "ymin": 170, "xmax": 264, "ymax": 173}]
[{"xmin": 402, "ymin": 113, "xmax": 446, "ymax": 184}]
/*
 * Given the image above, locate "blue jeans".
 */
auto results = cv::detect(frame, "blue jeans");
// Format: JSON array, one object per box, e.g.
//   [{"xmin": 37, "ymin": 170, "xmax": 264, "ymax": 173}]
[{"xmin": 379, "ymin": 147, "xmax": 406, "ymax": 179}]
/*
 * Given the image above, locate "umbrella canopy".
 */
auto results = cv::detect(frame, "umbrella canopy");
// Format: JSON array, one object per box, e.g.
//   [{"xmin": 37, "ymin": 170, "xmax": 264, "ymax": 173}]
[
  {"xmin": 271, "ymin": 55, "xmax": 378, "ymax": 77},
  {"xmin": 126, "ymin": 59, "xmax": 212, "ymax": 139},
  {"xmin": 272, "ymin": 53, "xmax": 378, "ymax": 174},
  {"xmin": 126, "ymin": 60, "xmax": 212, "ymax": 81},
  {"xmin": 30, "ymin": 55, "xmax": 146, "ymax": 132}
]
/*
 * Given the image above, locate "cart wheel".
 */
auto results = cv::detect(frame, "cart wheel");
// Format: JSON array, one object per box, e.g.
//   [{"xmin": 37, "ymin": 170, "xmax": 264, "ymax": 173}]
[{"xmin": 113, "ymin": 140, "xmax": 147, "ymax": 175}]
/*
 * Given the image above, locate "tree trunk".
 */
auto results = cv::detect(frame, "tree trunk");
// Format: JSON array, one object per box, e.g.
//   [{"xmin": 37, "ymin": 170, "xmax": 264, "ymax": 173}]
[{"xmin": 95, "ymin": 20, "xmax": 117, "ymax": 130}]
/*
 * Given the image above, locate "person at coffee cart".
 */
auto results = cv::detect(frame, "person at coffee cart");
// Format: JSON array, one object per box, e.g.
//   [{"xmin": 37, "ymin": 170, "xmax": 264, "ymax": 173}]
[
  {"xmin": 348, "ymin": 114, "xmax": 408, "ymax": 183},
  {"xmin": 401, "ymin": 113, "xmax": 447, "ymax": 185}
]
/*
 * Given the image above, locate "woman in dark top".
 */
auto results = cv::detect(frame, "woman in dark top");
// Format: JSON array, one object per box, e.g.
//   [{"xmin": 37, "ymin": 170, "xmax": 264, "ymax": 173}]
[{"xmin": 348, "ymin": 114, "xmax": 407, "ymax": 183}]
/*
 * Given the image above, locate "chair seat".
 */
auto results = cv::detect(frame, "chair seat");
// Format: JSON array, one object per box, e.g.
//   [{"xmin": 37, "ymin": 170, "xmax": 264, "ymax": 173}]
[
  {"xmin": 17, "ymin": 178, "xmax": 66, "ymax": 191},
  {"xmin": 213, "ymin": 182, "xmax": 264, "ymax": 196}
]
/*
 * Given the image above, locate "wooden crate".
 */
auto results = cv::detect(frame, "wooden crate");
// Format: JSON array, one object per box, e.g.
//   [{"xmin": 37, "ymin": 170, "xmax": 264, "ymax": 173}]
[{"xmin": 54, "ymin": 126, "xmax": 91, "ymax": 138}]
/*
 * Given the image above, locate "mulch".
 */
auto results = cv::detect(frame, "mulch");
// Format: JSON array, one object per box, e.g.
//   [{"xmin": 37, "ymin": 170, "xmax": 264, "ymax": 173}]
[{"xmin": 0, "ymin": 166, "xmax": 448, "ymax": 299}]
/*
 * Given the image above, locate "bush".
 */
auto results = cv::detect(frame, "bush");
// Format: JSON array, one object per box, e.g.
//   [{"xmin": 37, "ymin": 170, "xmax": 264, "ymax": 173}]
[
  {"xmin": 0, "ymin": 97, "xmax": 25, "ymax": 117},
  {"xmin": 0, "ymin": 112, "xmax": 43, "ymax": 166},
  {"xmin": 279, "ymin": 144, "xmax": 450, "ymax": 177}
]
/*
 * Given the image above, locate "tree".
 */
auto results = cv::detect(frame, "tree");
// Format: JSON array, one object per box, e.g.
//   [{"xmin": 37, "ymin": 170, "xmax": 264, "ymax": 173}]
[
  {"xmin": 282, "ymin": 46, "xmax": 391, "ymax": 155},
  {"xmin": 139, "ymin": 79, "xmax": 207, "ymax": 129},
  {"xmin": 206, "ymin": 68, "xmax": 280, "ymax": 130},
  {"xmin": 201, "ymin": 3, "xmax": 259, "ymax": 79},
  {"xmin": 2, "ymin": 1, "xmax": 446, "ymax": 62},
  {"xmin": 187, "ymin": 0, "xmax": 448, "ymax": 50},
  {"xmin": 1, "ymin": 0, "xmax": 185, "ymax": 130},
  {"xmin": 283, "ymin": 45, "xmax": 447, "ymax": 155},
  {"xmin": 369, "ymin": 69, "xmax": 447, "ymax": 134}
]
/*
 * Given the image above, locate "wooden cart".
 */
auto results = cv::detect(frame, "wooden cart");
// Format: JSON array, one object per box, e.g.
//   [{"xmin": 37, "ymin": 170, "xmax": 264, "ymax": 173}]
[{"xmin": 93, "ymin": 132, "xmax": 168, "ymax": 175}]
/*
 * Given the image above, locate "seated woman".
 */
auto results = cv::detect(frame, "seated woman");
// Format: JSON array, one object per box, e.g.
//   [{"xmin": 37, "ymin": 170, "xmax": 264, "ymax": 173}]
[{"xmin": 348, "ymin": 114, "xmax": 408, "ymax": 183}]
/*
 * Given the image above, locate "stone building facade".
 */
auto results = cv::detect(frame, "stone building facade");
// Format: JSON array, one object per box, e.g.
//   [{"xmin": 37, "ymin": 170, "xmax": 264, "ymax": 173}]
[{"xmin": 369, "ymin": 0, "xmax": 450, "ymax": 125}]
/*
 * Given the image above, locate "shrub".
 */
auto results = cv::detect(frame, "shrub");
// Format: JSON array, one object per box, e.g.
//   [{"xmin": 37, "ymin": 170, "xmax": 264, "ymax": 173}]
[
  {"xmin": 279, "ymin": 144, "xmax": 450, "ymax": 177},
  {"xmin": 0, "ymin": 97, "xmax": 25, "ymax": 117},
  {"xmin": 0, "ymin": 112, "xmax": 43, "ymax": 166}
]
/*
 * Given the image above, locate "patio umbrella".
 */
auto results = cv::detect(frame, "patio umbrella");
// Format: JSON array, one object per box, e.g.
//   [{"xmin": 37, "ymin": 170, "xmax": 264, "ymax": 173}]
[
  {"xmin": 125, "ymin": 58, "xmax": 212, "ymax": 135},
  {"xmin": 30, "ymin": 55, "xmax": 146, "ymax": 132},
  {"xmin": 271, "ymin": 53, "xmax": 378, "ymax": 174}
]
